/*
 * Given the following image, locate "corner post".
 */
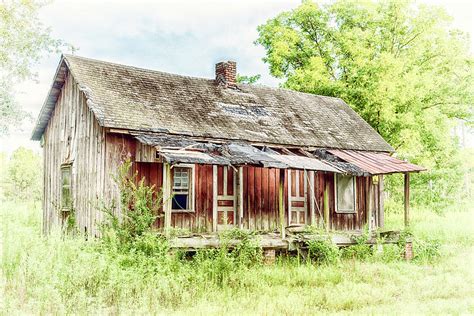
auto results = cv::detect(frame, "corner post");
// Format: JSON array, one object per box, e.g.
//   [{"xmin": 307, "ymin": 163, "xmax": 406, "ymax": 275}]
[
  {"xmin": 279, "ymin": 169, "xmax": 286, "ymax": 239},
  {"xmin": 163, "ymin": 163, "xmax": 172, "ymax": 236},
  {"xmin": 404, "ymin": 172, "xmax": 410, "ymax": 227}
]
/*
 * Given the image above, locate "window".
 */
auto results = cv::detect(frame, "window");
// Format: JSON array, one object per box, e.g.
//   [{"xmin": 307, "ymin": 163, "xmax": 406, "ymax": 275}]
[
  {"xmin": 61, "ymin": 165, "xmax": 72, "ymax": 210},
  {"xmin": 335, "ymin": 174, "xmax": 356, "ymax": 213},
  {"xmin": 171, "ymin": 165, "xmax": 194, "ymax": 211}
]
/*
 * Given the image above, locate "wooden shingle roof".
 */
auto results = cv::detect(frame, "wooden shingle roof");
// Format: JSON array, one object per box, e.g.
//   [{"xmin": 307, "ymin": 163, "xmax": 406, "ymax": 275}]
[{"xmin": 32, "ymin": 54, "xmax": 394, "ymax": 152}]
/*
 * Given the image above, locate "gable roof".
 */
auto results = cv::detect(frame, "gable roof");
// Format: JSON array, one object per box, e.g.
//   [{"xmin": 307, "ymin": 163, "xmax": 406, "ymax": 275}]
[{"xmin": 32, "ymin": 54, "xmax": 393, "ymax": 152}]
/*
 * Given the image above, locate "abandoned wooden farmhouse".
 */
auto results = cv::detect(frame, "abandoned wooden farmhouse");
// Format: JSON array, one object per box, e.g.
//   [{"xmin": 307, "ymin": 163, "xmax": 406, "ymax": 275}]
[{"xmin": 32, "ymin": 55, "xmax": 424, "ymax": 249}]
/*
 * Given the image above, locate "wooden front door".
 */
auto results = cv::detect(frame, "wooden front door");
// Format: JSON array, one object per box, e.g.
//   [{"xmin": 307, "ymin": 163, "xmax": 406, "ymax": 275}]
[
  {"xmin": 288, "ymin": 169, "xmax": 307, "ymax": 225},
  {"xmin": 217, "ymin": 166, "xmax": 236, "ymax": 230}
]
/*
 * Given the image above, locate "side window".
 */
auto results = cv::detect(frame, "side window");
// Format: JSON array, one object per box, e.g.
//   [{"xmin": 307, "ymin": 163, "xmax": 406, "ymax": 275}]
[
  {"xmin": 171, "ymin": 165, "xmax": 194, "ymax": 212},
  {"xmin": 336, "ymin": 174, "xmax": 356, "ymax": 213},
  {"xmin": 61, "ymin": 165, "xmax": 72, "ymax": 210}
]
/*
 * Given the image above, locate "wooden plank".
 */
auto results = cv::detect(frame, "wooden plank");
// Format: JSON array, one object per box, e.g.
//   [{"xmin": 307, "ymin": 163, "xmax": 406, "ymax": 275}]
[
  {"xmin": 243, "ymin": 166, "xmax": 249, "ymax": 229},
  {"xmin": 238, "ymin": 166, "xmax": 244, "ymax": 229},
  {"xmin": 367, "ymin": 177, "xmax": 373, "ymax": 233},
  {"xmin": 217, "ymin": 166, "xmax": 224, "ymax": 196},
  {"xmin": 262, "ymin": 167, "xmax": 269, "ymax": 231},
  {"xmin": 163, "ymin": 163, "xmax": 172, "ymax": 236},
  {"xmin": 287, "ymin": 169, "xmax": 292, "ymax": 225},
  {"xmin": 227, "ymin": 167, "xmax": 234, "ymax": 196},
  {"xmin": 299, "ymin": 170, "xmax": 304, "ymax": 197},
  {"xmin": 309, "ymin": 170, "xmax": 315, "ymax": 226},
  {"xmin": 303, "ymin": 170, "xmax": 308, "ymax": 224},
  {"xmin": 212, "ymin": 165, "xmax": 218, "ymax": 232},
  {"xmin": 268, "ymin": 169, "xmax": 276, "ymax": 230},
  {"xmin": 279, "ymin": 169, "xmax": 286, "ymax": 239},
  {"xmin": 169, "ymin": 235, "xmax": 288, "ymax": 250},
  {"xmin": 324, "ymin": 182, "xmax": 329, "ymax": 232},
  {"xmin": 255, "ymin": 167, "xmax": 261, "ymax": 230},
  {"xmin": 194, "ymin": 165, "xmax": 201, "ymax": 232},
  {"xmin": 379, "ymin": 175, "xmax": 384, "ymax": 228},
  {"xmin": 291, "ymin": 170, "xmax": 296, "ymax": 197},
  {"xmin": 248, "ymin": 166, "xmax": 255, "ymax": 230},
  {"xmin": 206, "ymin": 165, "xmax": 213, "ymax": 231}
]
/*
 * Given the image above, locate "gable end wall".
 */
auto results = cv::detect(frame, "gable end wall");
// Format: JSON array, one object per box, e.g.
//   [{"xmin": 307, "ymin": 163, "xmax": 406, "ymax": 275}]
[{"xmin": 42, "ymin": 71, "xmax": 106, "ymax": 236}]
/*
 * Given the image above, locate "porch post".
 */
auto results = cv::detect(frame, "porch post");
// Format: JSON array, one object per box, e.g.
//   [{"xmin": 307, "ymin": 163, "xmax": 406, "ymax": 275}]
[
  {"xmin": 368, "ymin": 178, "xmax": 374, "ymax": 233},
  {"xmin": 404, "ymin": 172, "xmax": 410, "ymax": 227},
  {"xmin": 287, "ymin": 169, "xmax": 292, "ymax": 225},
  {"xmin": 212, "ymin": 165, "xmax": 218, "ymax": 232},
  {"xmin": 323, "ymin": 181, "xmax": 330, "ymax": 232},
  {"xmin": 378, "ymin": 175, "xmax": 384, "ymax": 229},
  {"xmin": 309, "ymin": 170, "xmax": 316, "ymax": 226},
  {"xmin": 237, "ymin": 166, "xmax": 244, "ymax": 229},
  {"xmin": 163, "ymin": 163, "xmax": 172, "ymax": 236},
  {"xmin": 279, "ymin": 169, "xmax": 286, "ymax": 239}
]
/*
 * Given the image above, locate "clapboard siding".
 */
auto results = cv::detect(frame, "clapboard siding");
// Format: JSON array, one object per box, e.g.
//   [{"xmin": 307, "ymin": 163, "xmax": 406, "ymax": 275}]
[{"xmin": 132, "ymin": 162, "xmax": 214, "ymax": 233}]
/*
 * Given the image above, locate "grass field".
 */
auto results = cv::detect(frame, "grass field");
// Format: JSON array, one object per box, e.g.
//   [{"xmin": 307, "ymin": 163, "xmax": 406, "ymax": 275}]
[{"xmin": 1, "ymin": 199, "xmax": 473, "ymax": 315}]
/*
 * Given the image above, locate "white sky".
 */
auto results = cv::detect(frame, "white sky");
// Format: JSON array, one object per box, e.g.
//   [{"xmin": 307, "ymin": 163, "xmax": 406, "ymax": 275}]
[{"xmin": 1, "ymin": 0, "xmax": 472, "ymax": 154}]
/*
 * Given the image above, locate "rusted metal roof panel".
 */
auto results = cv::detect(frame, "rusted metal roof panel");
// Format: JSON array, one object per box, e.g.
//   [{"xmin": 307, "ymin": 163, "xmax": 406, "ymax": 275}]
[{"xmin": 327, "ymin": 149, "xmax": 425, "ymax": 175}]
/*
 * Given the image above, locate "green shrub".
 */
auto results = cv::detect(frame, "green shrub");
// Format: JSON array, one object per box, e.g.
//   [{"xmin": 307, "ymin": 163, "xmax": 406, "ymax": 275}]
[
  {"xmin": 100, "ymin": 160, "xmax": 162, "ymax": 252},
  {"xmin": 341, "ymin": 233, "xmax": 373, "ymax": 261},
  {"xmin": 307, "ymin": 238, "xmax": 340, "ymax": 265},
  {"xmin": 220, "ymin": 228, "xmax": 263, "ymax": 267},
  {"xmin": 379, "ymin": 244, "xmax": 404, "ymax": 262},
  {"xmin": 413, "ymin": 237, "xmax": 441, "ymax": 263}
]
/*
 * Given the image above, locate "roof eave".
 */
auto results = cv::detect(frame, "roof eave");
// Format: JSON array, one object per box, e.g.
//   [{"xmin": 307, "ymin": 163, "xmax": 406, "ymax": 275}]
[{"xmin": 30, "ymin": 54, "xmax": 69, "ymax": 141}]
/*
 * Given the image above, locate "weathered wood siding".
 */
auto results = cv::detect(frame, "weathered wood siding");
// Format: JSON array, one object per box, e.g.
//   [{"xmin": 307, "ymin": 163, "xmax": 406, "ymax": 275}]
[
  {"xmin": 241, "ymin": 168, "xmax": 373, "ymax": 232},
  {"xmin": 315, "ymin": 173, "xmax": 370, "ymax": 231},
  {"xmin": 130, "ymin": 163, "xmax": 376, "ymax": 233},
  {"xmin": 43, "ymin": 71, "xmax": 106, "ymax": 236},
  {"xmin": 133, "ymin": 162, "xmax": 214, "ymax": 232},
  {"xmin": 242, "ymin": 166, "xmax": 280, "ymax": 231}
]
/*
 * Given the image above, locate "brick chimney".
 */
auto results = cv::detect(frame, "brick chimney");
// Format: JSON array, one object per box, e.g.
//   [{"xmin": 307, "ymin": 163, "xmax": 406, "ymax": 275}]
[{"xmin": 215, "ymin": 61, "xmax": 236, "ymax": 87}]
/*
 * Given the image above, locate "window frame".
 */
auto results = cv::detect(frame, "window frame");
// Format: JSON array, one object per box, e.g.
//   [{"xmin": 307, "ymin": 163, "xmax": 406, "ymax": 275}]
[
  {"xmin": 334, "ymin": 174, "xmax": 357, "ymax": 214},
  {"xmin": 171, "ymin": 164, "xmax": 195, "ymax": 213},
  {"xmin": 60, "ymin": 164, "xmax": 73, "ymax": 211}
]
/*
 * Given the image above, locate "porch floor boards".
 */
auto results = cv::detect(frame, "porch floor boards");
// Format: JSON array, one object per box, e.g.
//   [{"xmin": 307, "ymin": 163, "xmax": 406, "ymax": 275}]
[{"xmin": 167, "ymin": 230, "xmax": 401, "ymax": 251}]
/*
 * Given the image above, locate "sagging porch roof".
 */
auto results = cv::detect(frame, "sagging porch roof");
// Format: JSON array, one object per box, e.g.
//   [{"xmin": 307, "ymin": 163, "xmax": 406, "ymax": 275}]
[
  {"xmin": 327, "ymin": 149, "xmax": 426, "ymax": 175},
  {"xmin": 157, "ymin": 143, "xmax": 340, "ymax": 173},
  {"xmin": 132, "ymin": 132, "xmax": 425, "ymax": 175}
]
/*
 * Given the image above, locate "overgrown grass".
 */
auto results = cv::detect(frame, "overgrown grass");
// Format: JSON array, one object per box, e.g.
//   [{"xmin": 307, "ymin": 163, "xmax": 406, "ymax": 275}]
[{"xmin": 1, "ymin": 199, "xmax": 473, "ymax": 314}]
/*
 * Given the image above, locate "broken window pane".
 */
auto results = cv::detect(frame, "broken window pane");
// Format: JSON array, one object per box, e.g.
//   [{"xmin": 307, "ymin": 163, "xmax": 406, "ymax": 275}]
[{"xmin": 172, "ymin": 167, "xmax": 192, "ymax": 211}]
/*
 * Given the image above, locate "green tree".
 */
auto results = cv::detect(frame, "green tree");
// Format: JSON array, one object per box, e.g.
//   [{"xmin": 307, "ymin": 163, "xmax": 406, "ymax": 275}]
[
  {"xmin": 3, "ymin": 147, "xmax": 42, "ymax": 202},
  {"xmin": 0, "ymin": 0, "xmax": 66, "ymax": 135},
  {"xmin": 256, "ymin": 0, "xmax": 473, "ymax": 207}
]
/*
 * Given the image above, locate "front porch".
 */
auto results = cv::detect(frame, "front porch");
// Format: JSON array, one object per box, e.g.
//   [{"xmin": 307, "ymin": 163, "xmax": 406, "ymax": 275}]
[
  {"xmin": 128, "ymin": 132, "xmax": 425, "ymax": 243},
  {"xmin": 166, "ymin": 228, "xmax": 404, "ymax": 252}
]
